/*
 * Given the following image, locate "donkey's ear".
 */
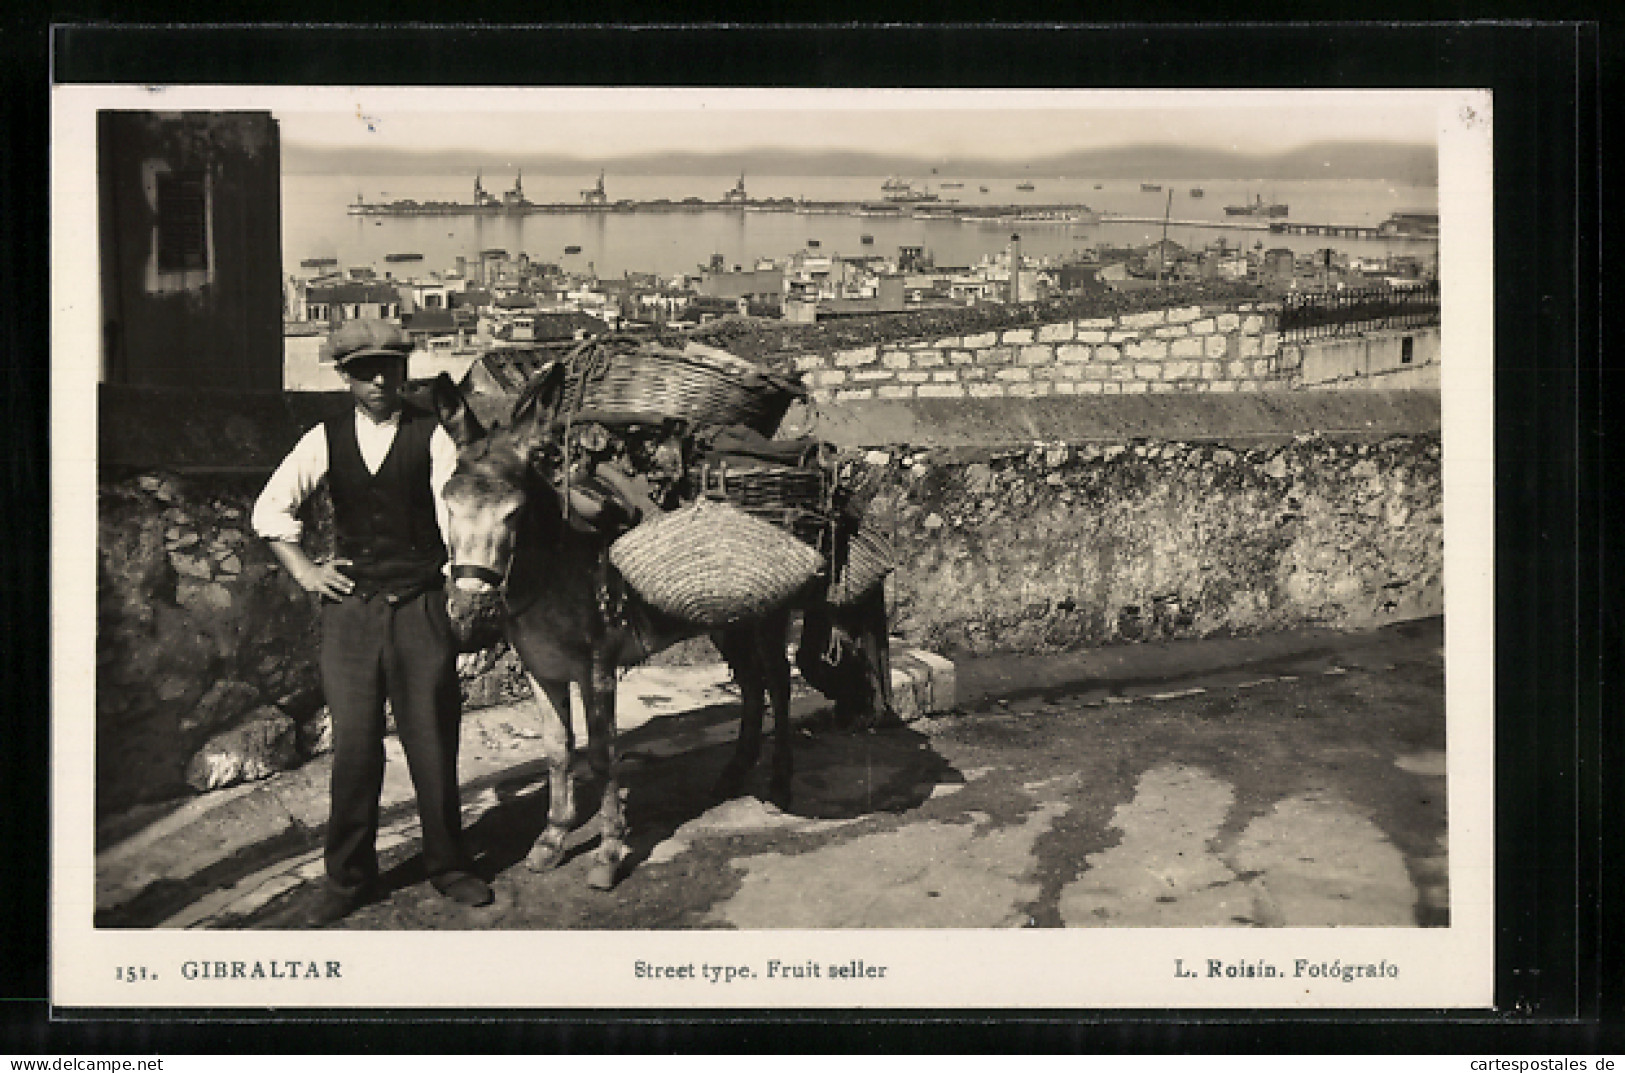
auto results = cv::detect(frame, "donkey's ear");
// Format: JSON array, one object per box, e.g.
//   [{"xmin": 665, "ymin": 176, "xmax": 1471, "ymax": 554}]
[
  {"xmin": 430, "ymin": 372, "xmax": 485, "ymax": 447},
  {"xmin": 511, "ymin": 360, "xmax": 567, "ymax": 433}
]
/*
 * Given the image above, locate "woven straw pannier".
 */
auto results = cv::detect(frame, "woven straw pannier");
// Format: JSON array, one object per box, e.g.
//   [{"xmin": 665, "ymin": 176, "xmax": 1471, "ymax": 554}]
[
  {"xmin": 609, "ymin": 498, "xmax": 826, "ymax": 628},
  {"xmin": 825, "ymin": 520, "xmax": 896, "ymax": 607}
]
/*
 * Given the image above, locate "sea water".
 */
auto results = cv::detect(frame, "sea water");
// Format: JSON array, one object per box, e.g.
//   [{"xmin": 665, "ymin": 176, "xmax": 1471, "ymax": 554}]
[{"xmin": 282, "ymin": 171, "xmax": 1439, "ymax": 280}]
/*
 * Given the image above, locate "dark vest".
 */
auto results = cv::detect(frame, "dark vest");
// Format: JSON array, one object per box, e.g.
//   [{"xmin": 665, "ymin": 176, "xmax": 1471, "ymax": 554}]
[{"xmin": 325, "ymin": 405, "xmax": 447, "ymax": 597}]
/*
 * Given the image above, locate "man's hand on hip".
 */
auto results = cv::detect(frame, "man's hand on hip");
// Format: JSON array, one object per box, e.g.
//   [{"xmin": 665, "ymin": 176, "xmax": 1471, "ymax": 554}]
[
  {"xmin": 265, "ymin": 539, "xmax": 355, "ymax": 600},
  {"xmin": 298, "ymin": 558, "xmax": 356, "ymax": 600}
]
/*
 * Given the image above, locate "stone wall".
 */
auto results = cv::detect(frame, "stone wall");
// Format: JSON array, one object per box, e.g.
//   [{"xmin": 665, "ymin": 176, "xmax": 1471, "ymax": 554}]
[
  {"xmin": 848, "ymin": 433, "xmax": 1441, "ymax": 656},
  {"xmin": 788, "ymin": 303, "xmax": 1284, "ymax": 401},
  {"xmin": 1283, "ymin": 327, "xmax": 1442, "ymax": 390},
  {"xmin": 782, "ymin": 308, "xmax": 1442, "ymax": 401},
  {"xmin": 96, "ymin": 472, "xmax": 534, "ymax": 817}
]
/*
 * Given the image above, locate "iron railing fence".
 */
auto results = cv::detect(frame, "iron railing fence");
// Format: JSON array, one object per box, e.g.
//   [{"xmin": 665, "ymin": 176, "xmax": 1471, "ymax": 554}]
[{"xmin": 1277, "ymin": 281, "xmax": 1440, "ymax": 341}]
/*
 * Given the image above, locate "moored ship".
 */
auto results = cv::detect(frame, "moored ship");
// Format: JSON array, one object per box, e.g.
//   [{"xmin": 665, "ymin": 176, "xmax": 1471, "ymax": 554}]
[
  {"xmin": 881, "ymin": 178, "xmax": 941, "ymax": 204},
  {"xmin": 1224, "ymin": 193, "xmax": 1289, "ymax": 217}
]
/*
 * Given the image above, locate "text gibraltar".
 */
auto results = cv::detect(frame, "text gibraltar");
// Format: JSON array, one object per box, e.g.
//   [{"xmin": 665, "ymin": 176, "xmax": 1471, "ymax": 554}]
[{"xmin": 180, "ymin": 960, "xmax": 341, "ymax": 980}]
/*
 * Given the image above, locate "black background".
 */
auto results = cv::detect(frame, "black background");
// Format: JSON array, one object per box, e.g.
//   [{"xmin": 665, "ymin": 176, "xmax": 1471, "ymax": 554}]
[{"xmin": 2, "ymin": 18, "xmax": 1610, "ymax": 1054}]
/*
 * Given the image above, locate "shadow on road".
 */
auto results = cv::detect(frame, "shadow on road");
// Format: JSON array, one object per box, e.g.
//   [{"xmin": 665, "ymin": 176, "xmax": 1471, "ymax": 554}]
[{"xmin": 460, "ymin": 700, "xmax": 963, "ymax": 889}]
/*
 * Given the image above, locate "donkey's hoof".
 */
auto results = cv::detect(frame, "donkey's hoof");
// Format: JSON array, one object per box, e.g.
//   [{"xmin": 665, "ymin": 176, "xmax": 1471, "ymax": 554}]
[
  {"xmin": 525, "ymin": 835, "xmax": 567, "ymax": 872},
  {"xmin": 586, "ymin": 861, "xmax": 620, "ymax": 890}
]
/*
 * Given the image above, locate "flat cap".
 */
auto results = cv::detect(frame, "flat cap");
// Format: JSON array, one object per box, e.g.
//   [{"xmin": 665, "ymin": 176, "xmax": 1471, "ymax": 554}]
[{"xmin": 322, "ymin": 319, "xmax": 412, "ymax": 366}]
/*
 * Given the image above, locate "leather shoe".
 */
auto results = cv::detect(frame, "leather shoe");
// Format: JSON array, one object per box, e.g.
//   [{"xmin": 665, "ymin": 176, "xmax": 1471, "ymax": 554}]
[{"xmin": 433, "ymin": 872, "xmax": 494, "ymax": 907}]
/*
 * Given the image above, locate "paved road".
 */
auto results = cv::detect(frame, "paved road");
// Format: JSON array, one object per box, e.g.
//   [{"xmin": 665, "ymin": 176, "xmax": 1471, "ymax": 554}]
[{"xmin": 237, "ymin": 617, "xmax": 1446, "ymax": 931}]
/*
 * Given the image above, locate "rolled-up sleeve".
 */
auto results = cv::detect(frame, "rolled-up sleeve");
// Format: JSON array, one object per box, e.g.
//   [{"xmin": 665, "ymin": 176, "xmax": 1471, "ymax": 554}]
[{"xmin": 252, "ymin": 425, "xmax": 330, "ymax": 543}]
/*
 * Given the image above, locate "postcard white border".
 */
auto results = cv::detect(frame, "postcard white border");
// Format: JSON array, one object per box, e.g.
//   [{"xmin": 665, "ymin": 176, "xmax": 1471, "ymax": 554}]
[{"xmin": 51, "ymin": 85, "xmax": 1494, "ymax": 1010}]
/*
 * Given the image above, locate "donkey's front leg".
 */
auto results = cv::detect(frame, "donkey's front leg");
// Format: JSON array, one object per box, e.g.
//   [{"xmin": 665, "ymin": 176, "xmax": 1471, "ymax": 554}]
[
  {"xmin": 711, "ymin": 627, "xmax": 766, "ymax": 802},
  {"xmin": 524, "ymin": 675, "xmax": 577, "ymax": 872},
  {"xmin": 583, "ymin": 656, "xmax": 626, "ymax": 890}
]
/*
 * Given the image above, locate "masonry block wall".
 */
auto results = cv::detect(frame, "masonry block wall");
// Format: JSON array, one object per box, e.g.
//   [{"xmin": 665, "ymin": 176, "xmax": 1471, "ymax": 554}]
[
  {"xmin": 787, "ymin": 303, "xmax": 1285, "ymax": 401},
  {"xmin": 1284, "ymin": 327, "xmax": 1442, "ymax": 390}
]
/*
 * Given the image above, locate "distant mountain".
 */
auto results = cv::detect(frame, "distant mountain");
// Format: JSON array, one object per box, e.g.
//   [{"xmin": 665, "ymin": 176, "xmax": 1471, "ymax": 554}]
[
  {"xmin": 1019, "ymin": 142, "xmax": 1438, "ymax": 185},
  {"xmin": 282, "ymin": 140, "xmax": 1436, "ymax": 185}
]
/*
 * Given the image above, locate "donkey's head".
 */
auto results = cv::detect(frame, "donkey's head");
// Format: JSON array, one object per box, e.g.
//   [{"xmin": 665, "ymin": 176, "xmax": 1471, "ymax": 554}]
[
  {"xmin": 443, "ymin": 433, "xmax": 533, "ymax": 595},
  {"xmin": 441, "ymin": 362, "xmax": 566, "ymax": 596}
]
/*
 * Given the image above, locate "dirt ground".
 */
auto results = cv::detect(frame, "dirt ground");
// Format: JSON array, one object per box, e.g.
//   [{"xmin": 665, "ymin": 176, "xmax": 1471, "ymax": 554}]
[{"xmin": 240, "ymin": 616, "xmax": 1446, "ymax": 931}]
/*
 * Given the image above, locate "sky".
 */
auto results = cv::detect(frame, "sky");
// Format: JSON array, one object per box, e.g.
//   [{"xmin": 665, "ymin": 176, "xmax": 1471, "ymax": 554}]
[{"xmin": 265, "ymin": 88, "xmax": 1444, "ymax": 159}]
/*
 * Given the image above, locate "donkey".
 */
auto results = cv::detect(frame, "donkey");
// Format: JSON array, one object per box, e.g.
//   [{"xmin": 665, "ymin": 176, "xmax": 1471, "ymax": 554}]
[{"xmin": 435, "ymin": 370, "xmax": 894, "ymax": 891}]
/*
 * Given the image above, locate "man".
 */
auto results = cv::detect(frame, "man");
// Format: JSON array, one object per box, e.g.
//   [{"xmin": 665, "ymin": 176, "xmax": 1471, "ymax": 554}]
[{"xmin": 253, "ymin": 319, "xmax": 493, "ymax": 925}]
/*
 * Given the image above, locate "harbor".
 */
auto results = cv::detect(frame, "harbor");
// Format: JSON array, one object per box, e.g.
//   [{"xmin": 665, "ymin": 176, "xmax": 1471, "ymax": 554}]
[
  {"xmin": 346, "ymin": 196, "xmax": 1427, "ymax": 243},
  {"xmin": 296, "ymin": 172, "xmax": 1439, "ymax": 280},
  {"xmin": 347, "ymin": 193, "xmax": 1106, "ymax": 224},
  {"xmin": 343, "ymin": 173, "xmax": 1435, "ymax": 242}
]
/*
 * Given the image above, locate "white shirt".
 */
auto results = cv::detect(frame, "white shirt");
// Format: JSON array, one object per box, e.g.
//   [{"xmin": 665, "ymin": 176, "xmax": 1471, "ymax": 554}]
[{"xmin": 253, "ymin": 408, "xmax": 459, "ymax": 545}]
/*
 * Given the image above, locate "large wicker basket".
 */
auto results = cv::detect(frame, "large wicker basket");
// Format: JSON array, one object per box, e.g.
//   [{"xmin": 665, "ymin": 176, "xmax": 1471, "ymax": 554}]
[
  {"xmin": 825, "ymin": 520, "xmax": 896, "ymax": 606},
  {"xmin": 565, "ymin": 339, "xmax": 805, "ymax": 436},
  {"xmin": 608, "ymin": 498, "xmax": 825, "ymax": 628},
  {"xmin": 696, "ymin": 460, "xmax": 834, "ymax": 546}
]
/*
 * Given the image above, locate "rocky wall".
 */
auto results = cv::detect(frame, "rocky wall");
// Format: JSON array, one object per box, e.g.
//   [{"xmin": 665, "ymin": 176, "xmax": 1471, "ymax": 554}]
[
  {"xmin": 95, "ymin": 473, "xmax": 535, "ymax": 818},
  {"xmin": 852, "ymin": 433, "xmax": 1442, "ymax": 655}
]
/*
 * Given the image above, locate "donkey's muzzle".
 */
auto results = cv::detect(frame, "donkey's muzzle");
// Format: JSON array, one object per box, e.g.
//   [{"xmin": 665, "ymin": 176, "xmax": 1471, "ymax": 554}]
[{"xmin": 444, "ymin": 578, "xmax": 508, "ymax": 652}]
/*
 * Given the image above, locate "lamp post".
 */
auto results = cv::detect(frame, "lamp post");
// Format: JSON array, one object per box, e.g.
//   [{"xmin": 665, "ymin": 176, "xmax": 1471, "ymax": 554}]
[{"xmin": 1156, "ymin": 187, "xmax": 1173, "ymax": 286}]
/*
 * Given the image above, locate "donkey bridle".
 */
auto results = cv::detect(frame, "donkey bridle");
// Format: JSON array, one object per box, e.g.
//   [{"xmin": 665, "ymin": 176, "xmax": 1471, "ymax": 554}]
[{"xmin": 451, "ymin": 563, "xmax": 507, "ymax": 588}]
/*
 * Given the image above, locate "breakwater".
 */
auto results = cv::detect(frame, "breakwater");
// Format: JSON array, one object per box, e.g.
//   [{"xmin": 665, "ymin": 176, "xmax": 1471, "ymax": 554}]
[
  {"xmin": 347, "ymin": 197, "xmax": 1102, "ymax": 224},
  {"xmin": 345, "ymin": 197, "xmax": 1402, "ymax": 240}
]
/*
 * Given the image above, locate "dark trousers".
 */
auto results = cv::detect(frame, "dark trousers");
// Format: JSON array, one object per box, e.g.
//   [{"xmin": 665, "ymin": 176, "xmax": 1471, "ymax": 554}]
[{"xmin": 320, "ymin": 588, "xmax": 470, "ymax": 890}]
